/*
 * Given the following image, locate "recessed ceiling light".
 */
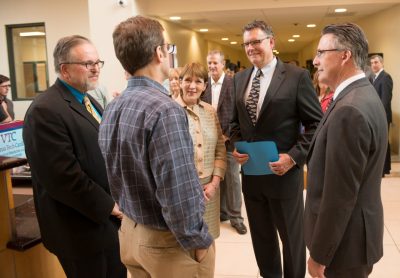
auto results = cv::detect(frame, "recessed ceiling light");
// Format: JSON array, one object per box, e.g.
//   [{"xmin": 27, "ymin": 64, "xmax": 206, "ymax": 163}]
[
  {"xmin": 335, "ymin": 8, "xmax": 347, "ymax": 13},
  {"xmin": 307, "ymin": 24, "xmax": 316, "ymax": 28},
  {"xmin": 19, "ymin": 31, "xmax": 46, "ymax": 37},
  {"xmin": 221, "ymin": 38, "xmax": 229, "ymax": 41},
  {"xmin": 169, "ymin": 16, "xmax": 181, "ymax": 20},
  {"xmin": 288, "ymin": 39, "xmax": 295, "ymax": 42},
  {"xmin": 199, "ymin": 29, "xmax": 208, "ymax": 32},
  {"xmin": 230, "ymin": 41, "xmax": 237, "ymax": 45},
  {"xmin": 292, "ymin": 35, "xmax": 300, "ymax": 38}
]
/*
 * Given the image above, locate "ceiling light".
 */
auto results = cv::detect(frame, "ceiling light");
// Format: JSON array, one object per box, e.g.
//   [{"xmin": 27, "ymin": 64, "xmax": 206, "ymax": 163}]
[
  {"xmin": 292, "ymin": 35, "xmax": 300, "ymax": 38},
  {"xmin": 288, "ymin": 39, "xmax": 295, "ymax": 42},
  {"xmin": 221, "ymin": 38, "xmax": 229, "ymax": 41},
  {"xmin": 169, "ymin": 16, "xmax": 181, "ymax": 20},
  {"xmin": 199, "ymin": 29, "xmax": 208, "ymax": 32},
  {"xmin": 335, "ymin": 8, "xmax": 347, "ymax": 13},
  {"xmin": 230, "ymin": 41, "xmax": 237, "ymax": 45},
  {"xmin": 307, "ymin": 24, "xmax": 316, "ymax": 28},
  {"xmin": 19, "ymin": 31, "xmax": 46, "ymax": 37},
  {"xmin": 275, "ymin": 51, "xmax": 280, "ymax": 55}
]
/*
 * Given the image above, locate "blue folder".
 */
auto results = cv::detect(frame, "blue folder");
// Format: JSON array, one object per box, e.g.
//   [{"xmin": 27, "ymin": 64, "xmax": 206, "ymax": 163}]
[{"xmin": 234, "ymin": 141, "xmax": 279, "ymax": 175}]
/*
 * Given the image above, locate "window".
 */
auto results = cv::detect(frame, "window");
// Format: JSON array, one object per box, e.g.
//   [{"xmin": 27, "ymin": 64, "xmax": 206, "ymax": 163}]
[{"xmin": 6, "ymin": 23, "xmax": 49, "ymax": 100}]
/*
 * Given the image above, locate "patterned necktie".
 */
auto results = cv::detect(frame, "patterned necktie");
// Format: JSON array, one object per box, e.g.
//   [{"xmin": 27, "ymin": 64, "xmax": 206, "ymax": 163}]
[
  {"xmin": 246, "ymin": 69, "xmax": 263, "ymax": 125},
  {"xmin": 83, "ymin": 95, "xmax": 101, "ymax": 123},
  {"xmin": 325, "ymin": 95, "xmax": 334, "ymax": 112}
]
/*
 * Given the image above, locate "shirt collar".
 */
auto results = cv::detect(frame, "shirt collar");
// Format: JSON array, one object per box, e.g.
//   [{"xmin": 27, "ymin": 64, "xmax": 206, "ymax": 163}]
[
  {"xmin": 375, "ymin": 68, "xmax": 384, "ymax": 78},
  {"xmin": 333, "ymin": 72, "xmax": 366, "ymax": 100},
  {"xmin": 254, "ymin": 56, "xmax": 277, "ymax": 76},
  {"xmin": 175, "ymin": 94, "xmax": 205, "ymax": 109},
  {"xmin": 127, "ymin": 76, "xmax": 170, "ymax": 97},
  {"xmin": 60, "ymin": 79, "xmax": 86, "ymax": 103},
  {"xmin": 211, "ymin": 73, "xmax": 225, "ymax": 86}
]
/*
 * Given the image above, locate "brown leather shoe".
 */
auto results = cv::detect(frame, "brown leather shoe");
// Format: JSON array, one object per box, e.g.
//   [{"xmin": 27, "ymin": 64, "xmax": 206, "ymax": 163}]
[{"xmin": 232, "ymin": 223, "xmax": 247, "ymax": 235}]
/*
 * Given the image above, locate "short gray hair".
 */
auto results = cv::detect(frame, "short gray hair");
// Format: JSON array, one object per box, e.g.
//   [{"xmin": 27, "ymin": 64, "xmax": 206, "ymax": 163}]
[
  {"xmin": 322, "ymin": 23, "xmax": 368, "ymax": 70},
  {"xmin": 243, "ymin": 20, "xmax": 274, "ymax": 37},
  {"xmin": 53, "ymin": 35, "xmax": 92, "ymax": 73},
  {"xmin": 207, "ymin": 50, "xmax": 225, "ymax": 63},
  {"xmin": 370, "ymin": 54, "xmax": 383, "ymax": 63}
]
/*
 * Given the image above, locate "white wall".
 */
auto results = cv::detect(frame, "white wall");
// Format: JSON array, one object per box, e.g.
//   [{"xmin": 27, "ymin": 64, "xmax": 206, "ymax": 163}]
[
  {"xmin": 357, "ymin": 5, "xmax": 400, "ymax": 155},
  {"xmin": 87, "ymin": 0, "xmax": 140, "ymax": 96},
  {"xmin": 297, "ymin": 4, "xmax": 400, "ymax": 155},
  {"xmin": 0, "ymin": 0, "xmax": 91, "ymax": 120}
]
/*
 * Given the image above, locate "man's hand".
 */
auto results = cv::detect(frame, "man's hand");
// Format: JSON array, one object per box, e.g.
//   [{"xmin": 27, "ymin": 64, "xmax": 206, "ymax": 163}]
[
  {"xmin": 269, "ymin": 153, "xmax": 295, "ymax": 176},
  {"xmin": 232, "ymin": 149, "xmax": 249, "ymax": 165},
  {"xmin": 308, "ymin": 256, "xmax": 326, "ymax": 278},
  {"xmin": 111, "ymin": 203, "xmax": 123, "ymax": 219}
]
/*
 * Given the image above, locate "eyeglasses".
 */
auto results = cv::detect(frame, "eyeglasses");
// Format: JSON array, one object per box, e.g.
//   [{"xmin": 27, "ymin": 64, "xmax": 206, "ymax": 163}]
[
  {"xmin": 0, "ymin": 84, "xmax": 11, "ymax": 88},
  {"xmin": 160, "ymin": 43, "xmax": 176, "ymax": 54},
  {"xmin": 315, "ymin": 49, "xmax": 345, "ymax": 58},
  {"xmin": 59, "ymin": 60, "xmax": 105, "ymax": 69},
  {"xmin": 241, "ymin": 37, "xmax": 270, "ymax": 48}
]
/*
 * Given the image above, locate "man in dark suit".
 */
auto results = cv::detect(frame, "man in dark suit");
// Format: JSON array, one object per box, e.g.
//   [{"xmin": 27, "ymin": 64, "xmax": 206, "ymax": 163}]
[
  {"xmin": 23, "ymin": 35, "xmax": 126, "ymax": 278},
  {"xmin": 201, "ymin": 50, "xmax": 247, "ymax": 235},
  {"xmin": 231, "ymin": 20, "xmax": 322, "ymax": 277},
  {"xmin": 305, "ymin": 23, "xmax": 387, "ymax": 278},
  {"xmin": 370, "ymin": 54, "xmax": 393, "ymax": 176}
]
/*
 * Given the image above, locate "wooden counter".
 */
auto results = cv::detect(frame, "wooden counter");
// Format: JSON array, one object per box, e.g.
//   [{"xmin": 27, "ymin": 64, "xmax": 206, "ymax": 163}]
[{"xmin": 0, "ymin": 156, "xmax": 65, "ymax": 278}]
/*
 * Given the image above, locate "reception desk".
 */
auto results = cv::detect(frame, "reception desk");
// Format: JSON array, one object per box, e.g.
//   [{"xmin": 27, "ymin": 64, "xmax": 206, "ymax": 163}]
[{"xmin": 0, "ymin": 156, "xmax": 65, "ymax": 278}]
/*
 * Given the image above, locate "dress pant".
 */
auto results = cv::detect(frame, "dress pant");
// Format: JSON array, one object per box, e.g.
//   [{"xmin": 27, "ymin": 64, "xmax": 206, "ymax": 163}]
[
  {"xmin": 220, "ymin": 151, "xmax": 244, "ymax": 225},
  {"xmin": 243, "ymin": 178, "xmax": 305, "ymax": 278},
  {"xmin": 325, "ymin": 264, "xmax": 373, "ymax": 278},
  {"xmin": 119, "ymin": 214, "xmax": 215, "ymax": 278},
  {"xmin": 58, "ymin": 247, "xmax": 126, "ymax": 278},
  {"xmin": 383, "ymin": 124, "xmax": 391, "ymax": 175}
]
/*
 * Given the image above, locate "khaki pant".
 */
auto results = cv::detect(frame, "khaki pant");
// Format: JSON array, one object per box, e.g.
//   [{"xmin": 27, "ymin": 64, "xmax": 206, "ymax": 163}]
[{"xmin": 119, "ymin": 215, "xmax": 215, "ymax": 278}]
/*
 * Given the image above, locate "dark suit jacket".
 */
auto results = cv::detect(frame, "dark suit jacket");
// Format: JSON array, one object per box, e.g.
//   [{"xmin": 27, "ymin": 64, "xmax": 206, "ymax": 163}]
[
  {"xmin": 230, "ymin": 59, "xmax": 322, "ymax": 198},
  {"xmin": 371, "ymin": 70, "xmax": 393, "ymax": 124},
  {"xmin": 0, "ymin": 97, "xmax": 15, "ymax": 122},
  {"xmin": 305, "ymin": 78, "xmax": 387, "ymax": 269},
  {"xmin": 201, "ymin": 75, "xmax": 234, "ymax": 150},
  {"xmin": 23, "ymin": 79, "xmax": 119, "ymax": 259}
]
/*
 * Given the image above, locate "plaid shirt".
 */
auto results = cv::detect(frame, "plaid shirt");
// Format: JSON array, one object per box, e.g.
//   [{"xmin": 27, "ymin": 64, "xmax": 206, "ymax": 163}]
[{"xmin": 99, "ymin": 76, "xmax": 212, "ymax": 250}]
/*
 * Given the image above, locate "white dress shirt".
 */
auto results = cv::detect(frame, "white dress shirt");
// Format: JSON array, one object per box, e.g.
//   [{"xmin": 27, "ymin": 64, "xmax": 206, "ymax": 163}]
[
  {"xmin": 211, "ymin": 73, "xmax": 225, "ymax": 110},
  {"xmin": 333, "ymin": 72, "xmax": 366, "ymax": 100},
  {"xmin": 245, "ymin": 57, "xmax": 277, "ymax": 119}
]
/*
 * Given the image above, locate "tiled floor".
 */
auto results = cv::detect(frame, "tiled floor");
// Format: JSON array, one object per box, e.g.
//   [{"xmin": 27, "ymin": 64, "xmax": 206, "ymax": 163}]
[
  {"xmin": 13, "ymin": 163, "xmax": 400, "ymax": 277},
  {"xmin": 215, "ymin": 163, "xmax": 400, "ymax": 277}
]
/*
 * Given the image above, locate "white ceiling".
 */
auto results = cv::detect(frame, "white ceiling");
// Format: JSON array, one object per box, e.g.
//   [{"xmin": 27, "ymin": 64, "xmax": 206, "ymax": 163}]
[{"xmin": 136, "ymin": 0, "xmax": 400, "ymax": 54}]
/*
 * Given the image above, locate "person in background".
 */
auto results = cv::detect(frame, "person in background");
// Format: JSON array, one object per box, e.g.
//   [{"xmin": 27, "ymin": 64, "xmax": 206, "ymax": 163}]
[
  {"xmin": 23, "ymin": 35, "xmax": 126, "ymax": 278},
  {"xmin": 225, "ymin": 62, "xmax": 238, "ymax": 78},
  {"xmin": 176, "ymin": 62, "xmax": 226, "ymax": 240},
  {"xmin": 305, "ymin": 23, "xmax": 387, "ymax": 278},
  {"xmin": 88, "ymin": 84, "xmax": 109, "ymax": 108},
  {"xmin": 98, "ymin": 16, "xmax": 215, "ymax": 278},
  {"xmin": 202, "ymin": 50, "xmax": 247, "ymax": 235},
  {"xmin": 313, "ymin": 71, "xmax": 334, "ymax": 113},
  {"xmin": 168, "ymin": 67, "xmax": 181, "ymax": 99},
  {"xmin": 370, "ymin": 54, "xmax": 393, "ymax": 177},
  {"xmin": 0, "ymin": 74, "xmax": 15, "ymax": 123},
  {"xmin": 231, "ymin": 20, "xmax": 322, "ymax": 277}
]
